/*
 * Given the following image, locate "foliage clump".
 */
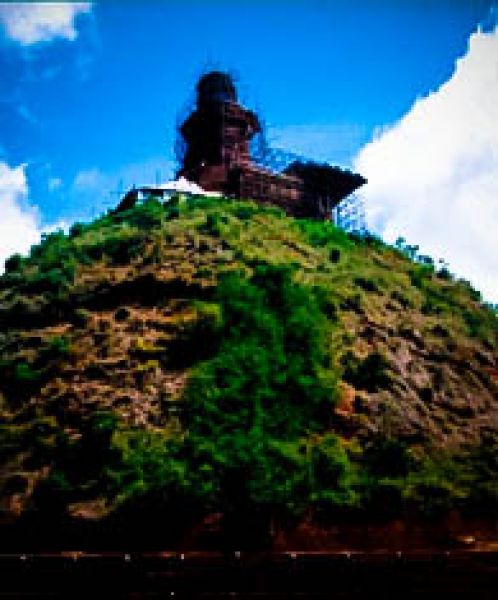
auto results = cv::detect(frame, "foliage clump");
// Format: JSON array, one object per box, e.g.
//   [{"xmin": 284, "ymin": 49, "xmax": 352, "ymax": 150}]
[
  {"xmin": 182, "ymin": 264, "xmax": 340, "ymax": 517},
  {"xmin": 342, "ymin": 350, "xmax": 391, "ymax": 393}
]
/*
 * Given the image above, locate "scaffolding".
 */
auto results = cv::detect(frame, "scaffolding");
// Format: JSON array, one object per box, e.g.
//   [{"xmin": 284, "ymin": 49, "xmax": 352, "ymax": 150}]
[
  {"xmin": 251, "ymin": 139, "xmax": 367, "ymax": 233},
  {"xmin": 333, "ymin": 193, "xmax": 367, "ymax": 234}
]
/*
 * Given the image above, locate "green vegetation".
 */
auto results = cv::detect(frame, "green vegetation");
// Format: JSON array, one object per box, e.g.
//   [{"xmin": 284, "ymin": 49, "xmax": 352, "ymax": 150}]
[
  {"xmin": 182, "ymin": 264, "xmax": 339, "ymax": 517},
  {"xmin": 0, "ymin": 196, "xmax": 496, "ymax": 545}
]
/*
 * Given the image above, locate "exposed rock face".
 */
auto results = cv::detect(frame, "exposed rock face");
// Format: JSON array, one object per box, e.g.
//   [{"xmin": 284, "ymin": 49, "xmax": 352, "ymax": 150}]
[{"xmin": 337, "ymin": 308, "xmax": 498, "ymax": 447}]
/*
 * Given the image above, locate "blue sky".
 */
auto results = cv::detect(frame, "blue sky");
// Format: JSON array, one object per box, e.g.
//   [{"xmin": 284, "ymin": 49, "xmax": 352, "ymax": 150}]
[{"xmin": 1, "ymin": 1, "xmax": 497, "ymax": 300}]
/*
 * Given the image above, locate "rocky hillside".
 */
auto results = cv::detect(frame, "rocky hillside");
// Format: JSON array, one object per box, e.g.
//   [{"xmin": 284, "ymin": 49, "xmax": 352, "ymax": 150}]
[{"xmin": 0, "ymin": 195, "xmax": 497, "ymax": 548}]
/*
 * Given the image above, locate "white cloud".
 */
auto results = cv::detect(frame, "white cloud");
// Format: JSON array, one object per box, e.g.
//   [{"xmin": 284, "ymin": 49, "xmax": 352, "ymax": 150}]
[
  {"xmin": 0, "ymin": 162, "xmax": 41, "ymax": 269},
  {"xmin": 354, "ymin": 26, "xmax": 498, "ymax": 303},
  {"xmin": 0, "ymin": 2, "xmax": 91, "ymax": 45}
]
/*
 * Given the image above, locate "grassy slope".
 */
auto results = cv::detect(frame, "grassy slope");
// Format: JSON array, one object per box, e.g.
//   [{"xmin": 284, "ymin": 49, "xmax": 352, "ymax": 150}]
[{"xmin": 0, "ymin": 195, "xmax": 497, "ymax": 545}]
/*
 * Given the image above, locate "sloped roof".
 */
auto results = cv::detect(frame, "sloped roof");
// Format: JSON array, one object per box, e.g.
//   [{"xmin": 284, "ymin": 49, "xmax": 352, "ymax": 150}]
[{"xmin": 143, "ymin": 177, "xmax": 222, "ymax": 197}]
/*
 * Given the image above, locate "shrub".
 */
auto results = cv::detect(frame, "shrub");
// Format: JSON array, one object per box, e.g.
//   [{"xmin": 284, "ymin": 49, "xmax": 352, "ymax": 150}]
[
  {"xmin": 14, "ymin": 361, "xmax": 41, "ymax": 383},
  {"xmin": 71, "ymin": 308, "xmax": 91, "ymax": 327},
  {"xmin": 84, "ymin": 232, "xmax": 144, "ymax": 265},
  {"xmin": 234, "ymin": 204, "xmax": 257, "ymax": 220},
  {"xmin": 402, "ymin": 454, "xmax": 474, "ymax": 517},
  {"xmin": 340, "ymin": 293, "xmax": 362, "ymax": 313},
  {"xmin": 22, "ymin": 265, "xmax": 75, "ymax": 294},
  {"xmin": 107, "ymin": 429, "xmax": 185, "ymax": 503},
  {"xmin": 114, "ymin": 307, "xmax": 130, "ymax": 322},
  {"xmin": 437, "ymin": 266, "xmax": 453, "ymax": 281},
  {"xmin": 199, "ymin": 212, "xmax": 228, "ymax": 237},
  {"xmin": 114, "ymin": 199, "xmax": 165, "ymax": 229},
  {"xmin": 342, "ymin": 350, "xmax": 391, "ymax": 392},
  {"xmin": 310, "ymin": 434, "xmax": 358, "ymax": 513},
  {"xmin": 4, "ymin": 253, "xmax": 23, "ymax": 273},
  {"xmin": 69, "ymin": 223, "xmax": 85, "ymax": 238},
  {"xmin": 0, "ymin": 360, "xmax": 43, "ymax": 403},
  {"xmin": 354, "ymin": 276, "xmax": 379, "ymax": 293},
  {"xmin": 363, "ymin": 436, "xmax": 412, "ymax": 478},
  {"xmin": 297, "ymin": 219, "xmax": 351, "ymax": 249},
  {"xmin": 329, "ymin": 248, "xmax": 341, "ymax": 263},
  {"xmin": 39, "ymin": 335, "xmax": 71, "ymax": 362},
  {"xmin": 462, "ymin": 309, "xmax": 486, "ymax": 338},
  {"xmin": 312, "ymin": 286, "xmax": 338, "ymax": 321},
  {"xmin": 168, "ymin": 301, "xmax": 223, "ymax": 367},
  {"xmin": 35, "ymin": 411, "xmax": 121, "ymax": 500},
  {"xmin": 409, "ymin": 264, "xmax": 434, "ymax": 289},
  {"xmin": 457, "ymin": 279, "xmax": 481, "ymax": 302},
  {"xmin": 464, "ymin": 435, "xmax": 498, "ymax": 514}
]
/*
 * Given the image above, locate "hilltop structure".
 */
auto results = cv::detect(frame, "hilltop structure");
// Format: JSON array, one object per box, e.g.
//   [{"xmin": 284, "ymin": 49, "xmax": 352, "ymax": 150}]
[
  {"xmin": 117, "ymin": 71, "xmax": 366, "ymax": 220},
  {"xmin": 177, "ymin": 71, "xmax": 366, "ymax": 219}
]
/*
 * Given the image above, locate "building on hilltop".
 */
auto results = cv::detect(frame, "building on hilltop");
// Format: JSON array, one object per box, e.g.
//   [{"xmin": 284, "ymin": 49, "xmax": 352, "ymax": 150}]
[
  {"xmin": 177, "ymin": 71, "xmax": 366, "ymax": 220},
  {"xmin": 117, "ymin": 71, "xmax": 366, "ymax": 223}
]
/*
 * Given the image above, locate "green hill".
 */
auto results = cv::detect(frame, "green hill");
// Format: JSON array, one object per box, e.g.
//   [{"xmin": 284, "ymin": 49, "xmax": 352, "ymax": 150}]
[{"xmin": 0, "ymin": 196, "xmax": 497, "ymax": 549}]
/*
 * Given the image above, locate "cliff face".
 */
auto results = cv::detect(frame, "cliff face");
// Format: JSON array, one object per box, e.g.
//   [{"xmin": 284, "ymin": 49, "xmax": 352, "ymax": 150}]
[{"xmin": 0, "ymin": 196, "xmax": 497, "ymax": 548}]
